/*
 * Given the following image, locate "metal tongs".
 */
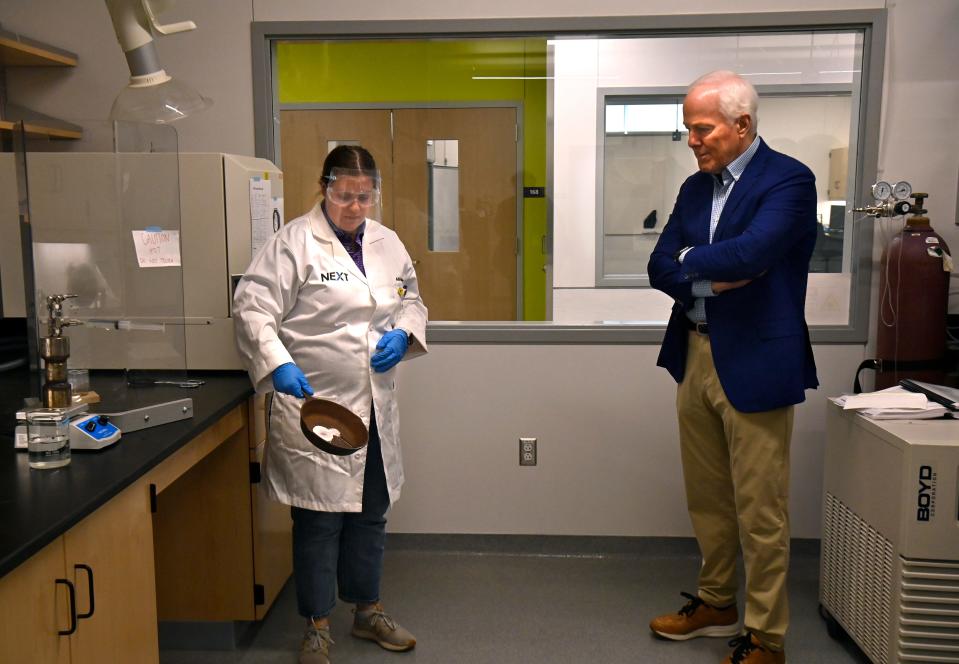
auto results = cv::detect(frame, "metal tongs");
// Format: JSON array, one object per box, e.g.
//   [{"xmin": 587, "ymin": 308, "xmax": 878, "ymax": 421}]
[{"xmin": 127, "ymin": 376, "xmax": 205, "ymax": 388}]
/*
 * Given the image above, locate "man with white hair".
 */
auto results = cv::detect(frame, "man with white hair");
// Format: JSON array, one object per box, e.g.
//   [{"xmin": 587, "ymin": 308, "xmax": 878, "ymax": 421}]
[{"xmin": 647, "ymin": 70, "xmax": 819, "ymax": 664}]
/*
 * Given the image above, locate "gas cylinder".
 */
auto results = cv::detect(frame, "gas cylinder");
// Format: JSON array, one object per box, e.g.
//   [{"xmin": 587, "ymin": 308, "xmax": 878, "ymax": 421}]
[{"xmin": 875, "ymin": 194, "xmax": 951, "ymax": 389}]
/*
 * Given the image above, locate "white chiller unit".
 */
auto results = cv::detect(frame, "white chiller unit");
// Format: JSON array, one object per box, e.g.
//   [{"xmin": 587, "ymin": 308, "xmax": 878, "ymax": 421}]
[{"xmin": 821, "ymin": 404, "xmax": 959, "ymax": 663}]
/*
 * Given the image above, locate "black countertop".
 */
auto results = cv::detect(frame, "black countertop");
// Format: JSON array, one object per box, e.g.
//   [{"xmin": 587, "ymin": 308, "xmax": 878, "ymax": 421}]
[{"xmin": 0, "ymin": 369, "xmax": 253, "ymax": 579}]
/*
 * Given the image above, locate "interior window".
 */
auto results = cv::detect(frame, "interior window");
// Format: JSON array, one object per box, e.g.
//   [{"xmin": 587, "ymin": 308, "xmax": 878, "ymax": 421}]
[
  {"xmin": 272, "ymin": 27, "xmax": 871, "ymax": 333},
  {"xmin": 549, "ymin": 31, "xmax": 864, "ymax": 326},
  {"xmin": 600, "ymin": 93, "xmax": 852, "ymax": 282},
  {"xmin": 427, "ymin": 139, "xmax": 461, "ymax": 252}
]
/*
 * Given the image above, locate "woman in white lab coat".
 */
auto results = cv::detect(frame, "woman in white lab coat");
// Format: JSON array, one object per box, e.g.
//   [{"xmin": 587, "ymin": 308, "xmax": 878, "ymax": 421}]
[{"xmin": 232, "ymin": 145, "xmax": 427, "ymax": 664}]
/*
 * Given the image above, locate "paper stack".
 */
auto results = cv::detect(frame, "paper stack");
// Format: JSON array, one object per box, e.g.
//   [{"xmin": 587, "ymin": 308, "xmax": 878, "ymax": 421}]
[{"xmin": 830, "ymin": 386, "xmax": 950, "ymax": 420}]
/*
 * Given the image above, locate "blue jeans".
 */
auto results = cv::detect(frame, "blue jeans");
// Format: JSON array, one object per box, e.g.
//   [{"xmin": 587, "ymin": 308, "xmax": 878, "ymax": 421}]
[{"xmin": 292, "ymin": 410, "xmax": 389, "ymax": 619}]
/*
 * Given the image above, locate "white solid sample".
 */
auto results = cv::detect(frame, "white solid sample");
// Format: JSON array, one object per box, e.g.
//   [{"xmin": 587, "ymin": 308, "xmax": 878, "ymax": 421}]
[{"xmin": 312, "ymin": 425, "xmax": 341, "ymax": 442}]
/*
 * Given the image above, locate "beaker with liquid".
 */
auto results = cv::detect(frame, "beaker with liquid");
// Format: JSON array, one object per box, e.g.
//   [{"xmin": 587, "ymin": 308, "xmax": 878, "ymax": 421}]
[{"xmin": 26, "ymin": 410, "xmax": 71, "ymax": 469}]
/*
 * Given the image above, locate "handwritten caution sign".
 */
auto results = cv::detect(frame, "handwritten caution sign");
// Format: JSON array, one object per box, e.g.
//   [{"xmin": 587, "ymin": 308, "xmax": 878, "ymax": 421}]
[{"xmin": 131, "ymin": 229, "xmax": 182, "ymax": 268}]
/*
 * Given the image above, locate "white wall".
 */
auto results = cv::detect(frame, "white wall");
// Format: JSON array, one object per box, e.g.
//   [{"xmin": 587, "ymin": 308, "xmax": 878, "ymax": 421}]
[
  {"xmin": 390, "ymin": 343, "xmax": 865, "ymax": 537},
  {"xmin": 878, "ymin": 0, "xmax": 959, "ymax": 317},
  {"xmin": 1, "ymin": 0, "xmax": 956, "ymax": 540},
  {"xmin": 0, "ymin": 0, "xmax": 256, "ymax": 156}
]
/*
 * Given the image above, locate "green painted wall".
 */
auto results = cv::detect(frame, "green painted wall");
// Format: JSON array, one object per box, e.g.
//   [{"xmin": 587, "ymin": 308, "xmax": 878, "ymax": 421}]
[
  {"xmin": 277, "ymin": 39, "xmax": 547, "ymax": 321},
  {"xmin": 519, "ymin": 43, "xmax": 547, "ymax": 323}
]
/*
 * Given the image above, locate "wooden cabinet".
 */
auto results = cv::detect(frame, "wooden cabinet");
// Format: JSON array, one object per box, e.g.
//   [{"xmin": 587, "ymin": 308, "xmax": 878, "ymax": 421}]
[
  {"xmin": 249, "ymin": 393, "xmax": 293, "ymax": 619},
  {"xmin": 0, "ymin": 480, "xmax": 158, "ymax": 664},
  {"xmin": 0, "ymin": 396, "xmax": 289, "ymax": 663},
  {"xmin": 152, "ymin": 410, "xmax": 255, "ymax": 620},
  {"xmin": 64, "ymin": 480, "xmax": 158, "ymax": 664},
  {"xmin": 0, "ymin": 538, "xmax": 71, "ymax": 663},
  {"xmin": 0, "ymin": 24, "xmax": 81, "ymax": 139},
  {"xmin": 152, "ymin": 396, "xmax": 292, "ymax": 621}
]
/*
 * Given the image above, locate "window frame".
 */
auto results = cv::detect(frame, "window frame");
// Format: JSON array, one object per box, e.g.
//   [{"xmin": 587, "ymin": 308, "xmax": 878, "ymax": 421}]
[
  {"xmin": 251, "ymin": 10, "xmax": 886, "ymax": 344},
  {"xmin": 604, "ymin": 99, "xmax": 687, "ymax": 136}
]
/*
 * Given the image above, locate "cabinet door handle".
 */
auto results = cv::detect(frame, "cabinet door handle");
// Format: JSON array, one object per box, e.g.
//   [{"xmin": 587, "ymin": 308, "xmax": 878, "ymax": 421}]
[
  {"xmin": 74, "ymin": 564, "xmax": 95, "ymax": 619},
  {"xmin": 55, "ymin": 578, "xmax": 78, "ymax": 636}
]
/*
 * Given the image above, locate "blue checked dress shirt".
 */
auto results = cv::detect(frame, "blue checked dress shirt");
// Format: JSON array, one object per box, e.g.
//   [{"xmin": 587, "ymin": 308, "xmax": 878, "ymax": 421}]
[{"xmin": 683, "ymin": 136, "xmax": 761, "ymax": 324}]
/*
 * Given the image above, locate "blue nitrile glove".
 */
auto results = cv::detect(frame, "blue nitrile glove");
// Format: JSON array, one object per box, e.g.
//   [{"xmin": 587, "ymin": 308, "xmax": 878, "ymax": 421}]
[
  {"xmin": 272, "ymin": 362, "xmax": 314, "ymax": 398},
  {"xmin": 370, "ymin": 329, "xmax": 409, "ymax": 373}
]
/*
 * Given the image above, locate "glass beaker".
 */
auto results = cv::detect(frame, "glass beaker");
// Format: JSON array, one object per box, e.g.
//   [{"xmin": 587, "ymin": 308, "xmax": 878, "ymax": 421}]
[
  {"xmin": 68, "ymin": 368, "xmax": 90, "ymax": 394},
  {"xmin": 26, "ymin": 410, "xmax": 71, "ymax": 469}
]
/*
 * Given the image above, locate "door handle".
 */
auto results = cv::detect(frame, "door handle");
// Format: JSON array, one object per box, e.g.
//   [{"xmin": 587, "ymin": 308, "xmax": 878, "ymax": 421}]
[
  {"xmin": 412, "ymin": 259, "xmax": 420, "ymax": 266},
  {"xmin": 55, "ymin": 578, "xmax": 78, "ymax": 636},
  {"xmin": 75, "ymin": 564, "xmax": 95, "ymax": 619}
]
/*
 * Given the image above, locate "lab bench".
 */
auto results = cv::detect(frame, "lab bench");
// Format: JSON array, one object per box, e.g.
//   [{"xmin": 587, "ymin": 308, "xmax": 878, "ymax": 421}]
[{"xmin": 0, "ymin": 370, "xmax": 291, "ymax": 663}]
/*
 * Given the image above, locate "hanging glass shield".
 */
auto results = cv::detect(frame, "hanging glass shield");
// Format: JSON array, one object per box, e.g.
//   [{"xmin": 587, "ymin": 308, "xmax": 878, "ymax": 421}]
[{"xmin": 24, "ymin": 120, "xmax": 191, "ymax": 407}]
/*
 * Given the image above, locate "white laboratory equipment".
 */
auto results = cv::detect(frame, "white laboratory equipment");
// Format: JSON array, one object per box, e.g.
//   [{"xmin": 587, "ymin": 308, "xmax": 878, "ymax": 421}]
[
  {"xmin": 69, "ymin": 413, "xmax": 122, "ymax": 450},
  {"xmin": 18, "ymin": 403, "xmax": 117, "ymax": 454},
  {"xmin": 15, "ymin": 397, "xmax": 194, "ymax": 451},
  {"xmin": 820, "ymin": 402, "xmax": 959, "ymax": 663}
]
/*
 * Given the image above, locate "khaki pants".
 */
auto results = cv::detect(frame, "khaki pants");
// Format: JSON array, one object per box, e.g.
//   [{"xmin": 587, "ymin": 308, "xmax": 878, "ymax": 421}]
[{"xmin": 677, "ymin": 331, "xmax": 793, "ymax": 650}]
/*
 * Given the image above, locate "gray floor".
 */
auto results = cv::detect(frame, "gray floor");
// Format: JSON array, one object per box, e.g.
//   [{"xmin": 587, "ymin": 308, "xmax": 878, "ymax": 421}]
[{"xmin": 160, "ymin": 537, "xmax": 872, "ymax": 664}]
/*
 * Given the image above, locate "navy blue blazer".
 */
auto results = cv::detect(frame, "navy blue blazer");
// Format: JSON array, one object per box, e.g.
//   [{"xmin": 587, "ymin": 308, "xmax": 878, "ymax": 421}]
[{"xmin": 647, "ymin": 139, "xmax": 819, "ymax": 413}]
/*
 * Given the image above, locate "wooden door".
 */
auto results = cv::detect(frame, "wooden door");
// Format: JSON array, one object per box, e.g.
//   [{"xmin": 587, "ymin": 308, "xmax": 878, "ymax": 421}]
[
  {"xmin": 392, "ymin": 107, "xmax": 517, "ymax": 321},
  {"xmin": 0, "ymin": 538, "xmax": 71, "ymax": 663},
  {"xmin": 279, "ymin": 109, "xmax": 394, "ymax": 224},
  {"xmin": 278, "ymin": 107, "xmax": 519, "ymax": 320},
  {"xmin": 64, "ymin": 480, "xmax": 159, "ymax": 664}
]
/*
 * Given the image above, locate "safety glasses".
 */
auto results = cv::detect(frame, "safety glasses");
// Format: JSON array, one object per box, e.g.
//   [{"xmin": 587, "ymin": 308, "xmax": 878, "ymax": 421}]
[
  {"xmin": 323, "ymin": 166, "xmax": 382, "ymax": 208},
  {"xmin": 325, "ymin": 187, "xmax": 381, "ymax": 207}
]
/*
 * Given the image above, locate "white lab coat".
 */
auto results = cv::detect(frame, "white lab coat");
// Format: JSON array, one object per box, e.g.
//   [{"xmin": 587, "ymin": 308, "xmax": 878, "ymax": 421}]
[{"xmin": 232, "ymin": 203, "xmax": 428, "ymax": 512}]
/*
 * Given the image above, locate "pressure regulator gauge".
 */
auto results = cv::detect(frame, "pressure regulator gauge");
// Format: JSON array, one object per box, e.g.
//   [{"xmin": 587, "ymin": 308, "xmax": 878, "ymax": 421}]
[
  {"xmin": 871, "ymin": 181, "xmax": 892, "ymax": 200},
  {"xmin": 892, "ymin": 180, "xmax": 913, "ymax": 200}
]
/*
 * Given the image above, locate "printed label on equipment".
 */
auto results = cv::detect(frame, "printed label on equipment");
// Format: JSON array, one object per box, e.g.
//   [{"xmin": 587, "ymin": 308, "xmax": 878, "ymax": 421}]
[{"xmin": 916, "ymin": 463, "xmax": 936, "ymax": 522}]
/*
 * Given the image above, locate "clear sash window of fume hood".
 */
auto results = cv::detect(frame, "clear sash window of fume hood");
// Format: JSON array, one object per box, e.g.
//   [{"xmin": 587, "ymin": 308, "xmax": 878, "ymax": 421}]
[{"xmin": 25, "ymin": 120, "xmax": 189, "ymax": 395}]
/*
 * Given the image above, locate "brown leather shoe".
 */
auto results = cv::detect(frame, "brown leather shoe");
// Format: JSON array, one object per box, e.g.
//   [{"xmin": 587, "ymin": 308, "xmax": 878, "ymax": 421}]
[
  {"xmin": 650, "ymin": 592, "xmax": 740, "ymax": 640},
  {"xmin": 721, "ymin": 633, "xmax": 785, "ymax": 663}
]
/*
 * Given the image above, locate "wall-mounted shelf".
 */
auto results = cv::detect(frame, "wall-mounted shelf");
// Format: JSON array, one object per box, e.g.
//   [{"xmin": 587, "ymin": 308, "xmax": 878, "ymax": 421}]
[
  {"xmin": 0, "ymin": 119, "xmax": 82, "ymax": 140},
  {"xmin": 0, "ymin": 104, "xmax": 82, "ymax": 140},
  {"xmin": 0, "ymin": 29, "xmax": 78, "ymax": 67},
  {"xmin": 0, "ymin": 24, "xmax": 80, "ymax": 140}
]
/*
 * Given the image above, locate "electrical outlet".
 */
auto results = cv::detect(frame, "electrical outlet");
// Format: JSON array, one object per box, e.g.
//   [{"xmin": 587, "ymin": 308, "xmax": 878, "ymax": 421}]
[{"xmin": 519, "ymin": 437, "xmax": 537, "ymax": 466}]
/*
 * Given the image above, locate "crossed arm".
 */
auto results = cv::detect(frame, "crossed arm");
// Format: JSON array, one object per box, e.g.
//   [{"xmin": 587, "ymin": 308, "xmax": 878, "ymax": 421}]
[{"xmin": 648, "ymin": 170, "xmax": 816, "ymax": 302}]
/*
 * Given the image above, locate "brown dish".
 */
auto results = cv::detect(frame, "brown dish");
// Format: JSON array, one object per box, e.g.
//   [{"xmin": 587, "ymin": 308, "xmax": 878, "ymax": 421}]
[{"xmin": 299, "ymin": 397, "xmax": 369, "ymax": 455}]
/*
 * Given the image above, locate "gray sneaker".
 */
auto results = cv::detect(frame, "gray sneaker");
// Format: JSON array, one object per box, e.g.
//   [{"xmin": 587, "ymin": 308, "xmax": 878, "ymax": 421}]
[
  {"xmin": 351, "ymin": 604, "xmax": 416, "ymax": 652},
  {"xmin": 300, "ymin": 623, "xmax": 333, "ymax": 664}
]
